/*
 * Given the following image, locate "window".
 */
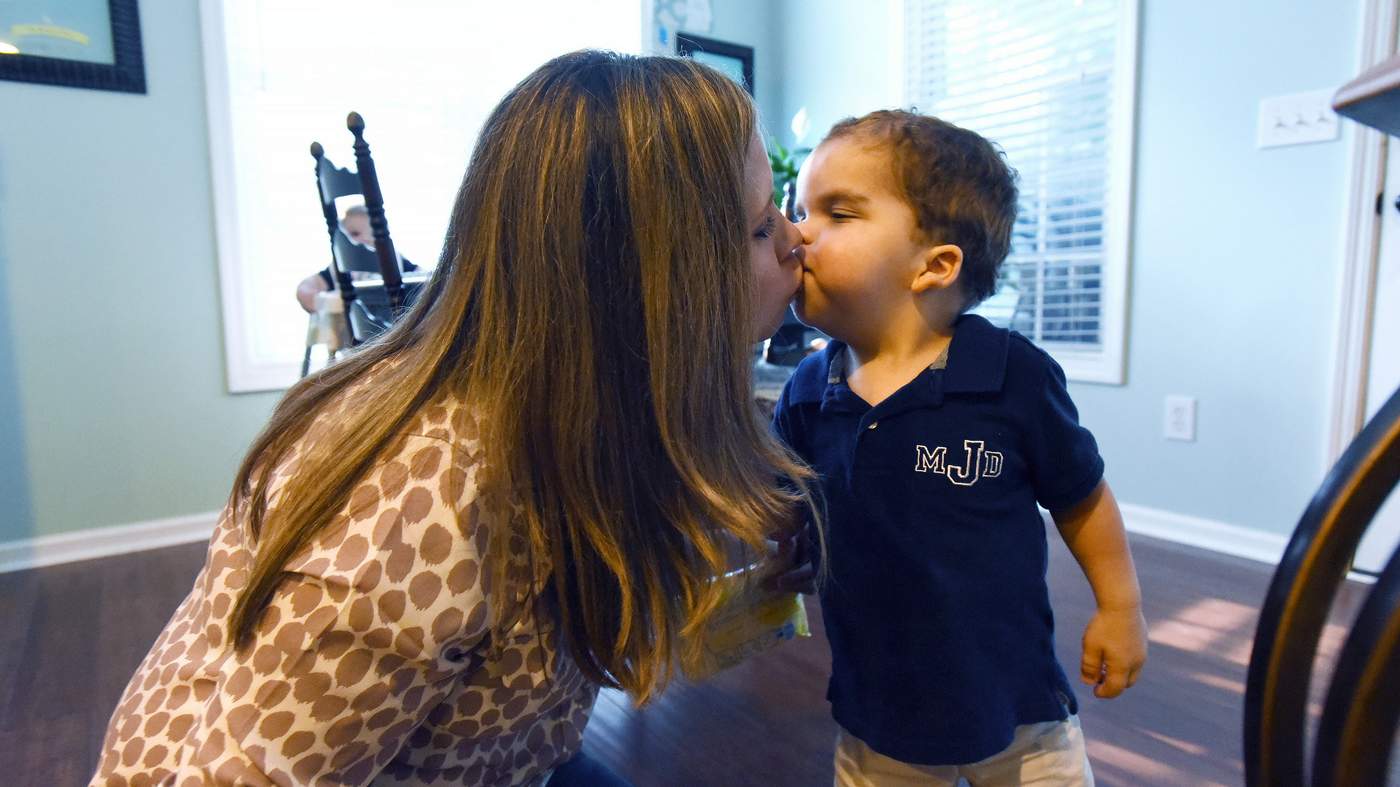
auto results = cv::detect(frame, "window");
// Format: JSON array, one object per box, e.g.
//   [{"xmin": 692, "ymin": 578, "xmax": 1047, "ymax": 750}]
[
  {"xmin": 902, "ymin": 0, "xmax": 1138, "ymax": 383},
  {"xmin": 200, "ymin": 0, "xmax": 642, "ymax": 392}
]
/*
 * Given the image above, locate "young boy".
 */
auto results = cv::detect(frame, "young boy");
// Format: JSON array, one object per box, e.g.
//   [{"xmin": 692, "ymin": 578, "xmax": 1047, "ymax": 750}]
[{"xmin": 774, "ymin": 110, "xmax": 1147, "ymax": 785}]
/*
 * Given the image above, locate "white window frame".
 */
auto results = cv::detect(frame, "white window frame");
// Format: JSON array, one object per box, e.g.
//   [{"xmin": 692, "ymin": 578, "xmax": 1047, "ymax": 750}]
[
  {"xmin": 1328, "ymin": 0, "xmax": 1399, "ymax": 466},
  {"xmin": 198, "ymin": 0, "xmax": 648, "ymax": 393},
  {"xmin": 200, "ymin": 0, "xmax": 277, "ymax": 392},
  {"xmin": 896, "ymin": 0, "xmax": 1140, "ymax": 385}
]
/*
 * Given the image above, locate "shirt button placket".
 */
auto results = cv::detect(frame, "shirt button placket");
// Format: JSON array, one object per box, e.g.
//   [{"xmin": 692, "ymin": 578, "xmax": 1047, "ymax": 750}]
[
  {"xmin": 848, "ymin": 416, "xmax": 876, "ymax": 486},
  {"xmin": 851, "ymin": 416, "xmax": 879, "ymax": 479}
]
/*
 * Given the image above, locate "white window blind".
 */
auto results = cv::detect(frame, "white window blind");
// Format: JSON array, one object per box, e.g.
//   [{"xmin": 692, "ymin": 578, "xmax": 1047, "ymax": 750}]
[
  {"xmin": 903, "ymin": 0, "xmax": 1138, "ymax": 384},
  {"xmin": 200, "ymin": 0, "xmax": 642, "ymax": 392}
]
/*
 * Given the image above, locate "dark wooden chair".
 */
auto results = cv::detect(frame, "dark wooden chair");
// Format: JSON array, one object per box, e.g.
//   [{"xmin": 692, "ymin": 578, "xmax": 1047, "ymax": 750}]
[
  {"xmin": 1244, "ymin": 54, "xmax": 1400, "ymax": 787},
  {"xmin": 308, "ymin": 112, "xmax": 415, "ymax": 356}
]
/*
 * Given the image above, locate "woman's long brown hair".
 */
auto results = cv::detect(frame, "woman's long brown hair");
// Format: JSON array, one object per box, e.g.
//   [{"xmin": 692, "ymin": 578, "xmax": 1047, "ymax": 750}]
[{"xmin": 228, "ymin": 50, "xmax": 818, "ymax": 703}]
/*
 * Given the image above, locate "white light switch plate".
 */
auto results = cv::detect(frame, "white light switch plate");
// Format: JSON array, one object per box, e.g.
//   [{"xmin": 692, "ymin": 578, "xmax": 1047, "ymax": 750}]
[
  {"xmin": 1258, "ymin": 89, "xmax": 1341, "ymax": 149},
  {"xmin": 1164, "ymin": 395, "xmax": 1196, "ymax": 441}
]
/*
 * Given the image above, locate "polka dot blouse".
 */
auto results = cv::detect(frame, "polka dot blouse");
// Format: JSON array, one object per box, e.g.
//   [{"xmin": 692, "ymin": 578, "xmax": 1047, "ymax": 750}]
[{"xmin": 91, "ymin": 398, "xmax": 598, "ymax": 786}]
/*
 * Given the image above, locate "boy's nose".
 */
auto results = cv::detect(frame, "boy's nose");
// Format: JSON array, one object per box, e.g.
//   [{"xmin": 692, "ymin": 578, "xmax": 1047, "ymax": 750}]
[{"xmin": 793, "ymin": 217, "xmax": 815, "ymax": 247}]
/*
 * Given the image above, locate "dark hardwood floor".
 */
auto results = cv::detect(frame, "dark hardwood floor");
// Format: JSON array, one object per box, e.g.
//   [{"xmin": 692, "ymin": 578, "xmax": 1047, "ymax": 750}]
[{"xmin": 0, "ymin": 531, "xmax": 1375, "ymax": 786}]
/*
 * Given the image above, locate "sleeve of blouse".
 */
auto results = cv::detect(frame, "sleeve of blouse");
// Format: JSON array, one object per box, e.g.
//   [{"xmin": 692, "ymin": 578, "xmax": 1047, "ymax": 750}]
[{"xmin": 171, "ymin": 438, "xmax": 491, "ymax": 785}]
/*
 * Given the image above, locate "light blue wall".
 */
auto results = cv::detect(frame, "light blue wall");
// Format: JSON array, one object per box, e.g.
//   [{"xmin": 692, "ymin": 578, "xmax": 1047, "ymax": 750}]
[
  {"xmin": 775, "ymin": 0, "xmax": 1363, "ymax": 537},
  {"xmin": 5, "ymin": 1, "xmax": 1354, "ymax": 546},
  {"xmin": 0, "ymin": 193, "xmax": 32, "ymax": 537},
  {"xmin": 775, "ymin": 1, "xmax": 897, "ymax": 148},
  {"xmin": 0, "ymin": 2, "xmax": 785, "ymax": 546},
  {"xmin": 1070, "ymin": 0, "xmax": 1360, "ymax": 535},
  {"xmin": 0, "ymin": 2, "xmax": 279, "ymax": 544}
]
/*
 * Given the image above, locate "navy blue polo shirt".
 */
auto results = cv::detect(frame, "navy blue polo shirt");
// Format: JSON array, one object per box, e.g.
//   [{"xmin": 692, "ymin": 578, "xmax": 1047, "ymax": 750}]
[{"xmin": 772, "ymin": 313, "xmax": 1104, "ymax": 766}]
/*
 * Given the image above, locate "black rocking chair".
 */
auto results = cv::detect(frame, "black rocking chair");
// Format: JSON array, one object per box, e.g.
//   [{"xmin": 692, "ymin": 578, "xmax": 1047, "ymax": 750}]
[
  {"xmin": 1244, "ymin": 54, "xmax": 1400, "ymax": 787},
  {"xmin": 307, "ymin": 112, "xmax": 424, "ymax": 372}
]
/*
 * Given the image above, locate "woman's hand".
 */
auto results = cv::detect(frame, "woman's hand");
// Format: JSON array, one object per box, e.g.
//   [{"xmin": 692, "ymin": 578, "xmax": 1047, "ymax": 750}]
[{"xmin": 761, "ymin": 521, "xmax": 817, "ymax": 595}]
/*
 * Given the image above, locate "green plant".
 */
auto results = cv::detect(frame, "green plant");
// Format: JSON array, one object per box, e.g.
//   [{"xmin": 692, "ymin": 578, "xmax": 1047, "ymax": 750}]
[
  {"xmin": 769, "ymin": 108, "xmax": 813, "ymax": 207},
  {"xmin": 768, "ymin": 138, "xmax": 809, "ymax": 207}
]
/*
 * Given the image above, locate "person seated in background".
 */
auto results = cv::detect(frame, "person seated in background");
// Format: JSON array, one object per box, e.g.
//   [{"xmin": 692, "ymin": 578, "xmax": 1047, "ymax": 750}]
[{"xmin": 296, "ymin": 204, "xmax": 421, "ymax": 312}]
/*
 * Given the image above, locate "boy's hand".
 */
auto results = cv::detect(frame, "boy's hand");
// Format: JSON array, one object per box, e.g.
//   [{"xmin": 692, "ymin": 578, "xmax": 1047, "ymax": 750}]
[{"xmin": 1080, "ymin": 604, "xmax": 1147, "ymax": 699}]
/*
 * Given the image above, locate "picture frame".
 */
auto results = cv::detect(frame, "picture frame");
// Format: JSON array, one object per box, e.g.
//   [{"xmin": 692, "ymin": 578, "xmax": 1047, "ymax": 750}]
[
  {"xmin": 675, "ymin": 32, "xmax": 753, "ymax": 97},
  {"xmin": 0, "ymin": 0, "xmax": 146, "ymax": 94}
]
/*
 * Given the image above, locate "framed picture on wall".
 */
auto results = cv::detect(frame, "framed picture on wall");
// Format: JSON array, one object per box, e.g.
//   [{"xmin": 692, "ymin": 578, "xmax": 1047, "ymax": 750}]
[
  {"xmin": 0, "ymin": 0, "xmax": 146, "ymax": 93},
  {"xmin": 676, "ymin": 32, "xmax": 753, "ymax": 96}
]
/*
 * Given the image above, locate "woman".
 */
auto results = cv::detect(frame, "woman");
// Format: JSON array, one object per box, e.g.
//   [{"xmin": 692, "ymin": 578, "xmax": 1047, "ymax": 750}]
[{"xmin": 91, "ymin": 49, "xmax": 815, "ymax": 786}]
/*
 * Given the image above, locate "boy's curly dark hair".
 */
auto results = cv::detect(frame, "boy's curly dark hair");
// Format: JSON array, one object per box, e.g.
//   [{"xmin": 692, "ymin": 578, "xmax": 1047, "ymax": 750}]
[{"xmin": 825, "ymin": 109, "xmax": 1018, "ymax": 308}]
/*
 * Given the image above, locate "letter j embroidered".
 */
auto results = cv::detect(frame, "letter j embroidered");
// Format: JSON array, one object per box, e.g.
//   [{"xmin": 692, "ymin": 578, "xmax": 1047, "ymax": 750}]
[{"xmin": 915, "ymin": 440, "xmax": 1002, "ymax": 486}]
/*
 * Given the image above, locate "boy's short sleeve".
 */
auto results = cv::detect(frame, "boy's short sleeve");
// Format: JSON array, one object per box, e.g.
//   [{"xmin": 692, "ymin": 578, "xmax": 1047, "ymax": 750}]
[{"xmin": 1028, "ymin": 355, "xmax": 1104, "ymax": 511}]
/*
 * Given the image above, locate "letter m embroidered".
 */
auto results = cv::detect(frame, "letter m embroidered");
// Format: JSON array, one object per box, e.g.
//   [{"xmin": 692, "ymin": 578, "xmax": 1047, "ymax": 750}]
[{"xmin": 914, "ymin": 444, "xmax": 946, "ymax": 473}]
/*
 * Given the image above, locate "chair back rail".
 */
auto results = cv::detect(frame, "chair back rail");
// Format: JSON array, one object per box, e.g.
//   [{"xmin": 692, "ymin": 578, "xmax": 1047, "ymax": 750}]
[
  {"xmin": 309, "ymin": 111, "xmax": 407, "ymax": 345},
  {"xmin": 1244, "ymin": 386, "xmax": 1400, "ymax": 786},
  {"xmin": 347, "ymin": 112, "xmax": 405, "ymax": 311},
  {"xmin": 1313, "ymin": 533, "xmax": 1400, "ymax": 786}
]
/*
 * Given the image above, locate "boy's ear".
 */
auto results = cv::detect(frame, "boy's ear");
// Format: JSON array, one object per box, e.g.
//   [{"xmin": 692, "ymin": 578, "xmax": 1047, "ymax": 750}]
[{"xmin": 911, "ymin": 244, "xmax": 964, "ymax": 294}]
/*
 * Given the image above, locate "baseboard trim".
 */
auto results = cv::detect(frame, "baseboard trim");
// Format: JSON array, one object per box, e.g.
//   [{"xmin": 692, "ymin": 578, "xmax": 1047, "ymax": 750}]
[
  {"xmin": 1120, "ymin": 503, "xmax": 1289, "ymax": 565},
  {"xmin": 0, "ymin": 502, "xmax": 1376, "ymax": 586},
  {"xmin": 0, "ymin": 511, "xmax": 219, "ymax": 574},
  {"xmin": 1120, "ymin": 503, "xmax": 1375, "ymax": 585}
]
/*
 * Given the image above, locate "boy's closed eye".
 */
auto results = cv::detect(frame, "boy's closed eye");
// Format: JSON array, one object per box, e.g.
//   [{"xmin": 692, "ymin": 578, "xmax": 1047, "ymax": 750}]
[
  {"xmin": 790, "ymin": 205, "xmax": 857, "ymax": 223},
  {"xmin": 809, "ymin": 191, "xmax": 870, "ymax": 223}
]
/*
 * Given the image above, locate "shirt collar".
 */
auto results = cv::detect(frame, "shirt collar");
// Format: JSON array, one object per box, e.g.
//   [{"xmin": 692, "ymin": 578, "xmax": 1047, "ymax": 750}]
[
  {"xmin": 824, "ymin": 341, "xmax": 948, "ymax": 385},
  {"xmin": 786, "ymin": 313, "xmax": 1008, "ymax": 406},
  {"xmin": 942, "ymin": 313, "xmax": 1009, "ymax": 394},
  {"xmin": 787, "ymin": 343, "xmax": 840, "ymax": 405}
]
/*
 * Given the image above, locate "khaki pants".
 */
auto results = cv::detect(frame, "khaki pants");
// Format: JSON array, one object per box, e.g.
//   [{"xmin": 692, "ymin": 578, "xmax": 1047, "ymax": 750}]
[{"xmin": 834, "ymin": 716, "xmax": 1094, "ymax": 787}]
